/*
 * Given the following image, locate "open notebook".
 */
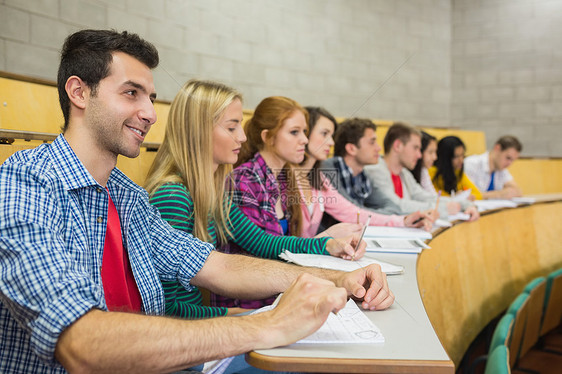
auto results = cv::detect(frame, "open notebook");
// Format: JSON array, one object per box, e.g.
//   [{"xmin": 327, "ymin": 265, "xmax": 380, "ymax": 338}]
[
  {"xmin": 365, "ymin": 238, "xmax": 430, "ymax": 254},
  {"xmin": 363, "ymin": 226, "xmax": 432, "ymax": 240},
  {"xmin": 279, "ymin": 251, "xmax": 404, "ymax": 275},
  {"xmin": 475, "ymin": 199, "xmax": 518, "ymax": 212},
  {"xmin": 203, "ymin": 282, "xmax": 386, "ymax": 373},
  {"xmin": 256, "ymin": 297, "xmax": 384, "ymax": 344}
]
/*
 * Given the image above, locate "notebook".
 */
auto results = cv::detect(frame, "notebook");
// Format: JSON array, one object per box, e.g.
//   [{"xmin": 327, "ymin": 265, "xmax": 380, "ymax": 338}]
[{"xmin": 279, "ymin": 251, "xmax": 404, "ymax": 275}]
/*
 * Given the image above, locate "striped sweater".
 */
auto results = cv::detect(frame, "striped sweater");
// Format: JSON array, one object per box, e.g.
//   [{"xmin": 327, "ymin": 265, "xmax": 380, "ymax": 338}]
[{"xmin": 149, "ymin": 182, "xmax": 329, "ymax": 319}]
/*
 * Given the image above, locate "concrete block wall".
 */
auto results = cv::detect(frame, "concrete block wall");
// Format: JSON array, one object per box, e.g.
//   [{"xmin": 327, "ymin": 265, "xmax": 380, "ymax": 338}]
[
  {"xmin": 0, "ymin": 0, "xmax": 559, "ymax": 156},
  {"xmin": 452, "ymin": 0, "xmax": 562, "ymax": 157},
  {"xmin": 0, "ymin": 0, "xmax": 451, "ymax": 128}
]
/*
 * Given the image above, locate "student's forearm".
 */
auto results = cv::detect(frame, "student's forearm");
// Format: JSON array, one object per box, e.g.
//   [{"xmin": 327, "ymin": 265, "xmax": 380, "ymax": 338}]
[
  {"xmin": 195, "ymin": 252, "xmax": 351, "ymax": 297},
  {"xmin": 193, "ymin": 251, "xmax": 312, "ymax": 299},
  {"xmin": 55, "ymin": 309, "xmax": 268, "ymax": 373},
  {"xmin": 482, "ymin": 190, "xmax": 502, "ymax": 199},
  {"xmin": 193, "ymin": 252, "xmax": 392, "ymax": 311},
  {"xmin": 57, "ymin": 269, "xmax": 352, "ymax": 373},
  {"xmin": 482, "ymin": 185, "xmax": 521, "ymax": 199}
]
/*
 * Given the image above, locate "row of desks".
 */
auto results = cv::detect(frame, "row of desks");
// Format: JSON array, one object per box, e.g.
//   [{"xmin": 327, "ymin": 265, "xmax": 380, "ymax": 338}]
[{"xmin": 248, "ymin": 195, "xmax": 562, "ymax": 373}]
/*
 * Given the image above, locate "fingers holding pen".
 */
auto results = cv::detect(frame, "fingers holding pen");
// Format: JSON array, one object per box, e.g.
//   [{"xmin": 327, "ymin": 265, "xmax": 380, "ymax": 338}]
[{"xmin": 327, "ymin": 236, "xmax": 366, "ymax": 261}]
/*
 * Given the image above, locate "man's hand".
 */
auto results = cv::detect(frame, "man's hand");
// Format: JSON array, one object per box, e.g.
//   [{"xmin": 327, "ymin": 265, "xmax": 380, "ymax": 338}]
[
  {"xmin": 259, "ymin": 273, "xmax": 347, "ymax": 347},
  {"xmin": 334, "ymin": 263, "xmax": 395, "ymax": 311},
  {"xmin": 499, "ymin": 186, "xmax": 521, "ymax": 199},
  {"xmin": 326, "ymin": 234, "xmax": 367, "ymax": 260},
  {"xmin": 404, "ymin": 210, "xmax": 434, "ymax": 231},
  {"xmin": 464, "ymin": 206, "xmax": 480, "ymax": 222},
  {"xmin": 447, "ymin": 201, "xmax": 461, "ymax": 215}
]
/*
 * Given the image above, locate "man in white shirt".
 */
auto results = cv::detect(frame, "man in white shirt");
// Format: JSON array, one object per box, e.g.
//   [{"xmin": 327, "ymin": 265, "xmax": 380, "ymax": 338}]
[
  {"xmin": 464, "ymin": 136, "xmax": 522, "ymax": 199},
  {"xmin": 364, "ymin": 123, "xmax": 478, "ymax": 221}
]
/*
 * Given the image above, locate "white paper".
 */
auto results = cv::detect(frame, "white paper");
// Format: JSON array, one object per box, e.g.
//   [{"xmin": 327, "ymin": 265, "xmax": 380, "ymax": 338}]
[
  {"xmin": 511, "ymin": 197, "xmax": 536, "ymax": 204},
  {"xmin": 363, "ymin": 226, "xmax": 432, "ymax": 240},
  {"xmin": 446, "ymin": 212, "xmax": 471, "ymax": 221},
  {"xmin": 298, "ymin": 299, "xmax": 384, "ymax": 344},
  {"xmin": 365, "ymin": 238, "xmax": 429, "ymax": 254},
  {"xmin": 434, "ymin": 218, "xmax": 453, "ymax": 228},
  {"xmin": 255, "ymin": 298, "xmax": 384, "ymax": 344},
  {"xmin": 203, "ymin": 357, "xmax": 234, "ymax": 374},
  {"xmin": 475, "ymin": 199, "xmax": 518, "ymax": 212},
  {"xmin": 279, "ymin": 251, "xmax": 404, "ymax": 275},
  {"xmin": 451, "ymin": 189, "xmax": 472, "ymax": 201}
]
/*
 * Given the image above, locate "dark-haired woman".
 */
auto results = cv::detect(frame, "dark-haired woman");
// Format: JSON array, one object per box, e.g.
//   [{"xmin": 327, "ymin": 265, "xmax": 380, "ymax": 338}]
[{"xmin": 428, "ymin": 136, "xmax": 483, "ymax": 200}]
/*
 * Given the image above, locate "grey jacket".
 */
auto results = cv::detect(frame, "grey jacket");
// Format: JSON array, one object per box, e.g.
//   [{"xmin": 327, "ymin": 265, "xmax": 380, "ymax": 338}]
[
  {"xmin": 363, "ymin": 158, "xmax": 473, "ymax": 217},
  {"xmin": 320, "ymin": 157, "xmax": 400, "ymax": 216}
]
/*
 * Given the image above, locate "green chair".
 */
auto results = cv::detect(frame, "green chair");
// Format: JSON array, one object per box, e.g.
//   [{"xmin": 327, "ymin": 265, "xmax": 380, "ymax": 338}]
[
  {"xmin": 506, "ymin": 293, "xmax": 529, "ymax": 368},
  {"xmin": 540, "ymin": 268, "xmax": 562, "ymax": 354},
  {"xmin": 467, "ymin": 314, "xmax": 514, "ymax": 374},
  {"xmin": 490, "ymin": 313, "xmax": 515, "ymax": 352},
  {"xmin": 515, "ymin": 275, "xmax": 562, "ymax": 373},
  {"xmin": 484, "ymin": 345, "xmax": 510, "ymax": 374},
  {"xmin": 541, "ymin": 269, "xmax": 562, "ymax": 337},
  {"xmin": 520, "ymin": 277, "xmax": 547, "ymax": 357}
]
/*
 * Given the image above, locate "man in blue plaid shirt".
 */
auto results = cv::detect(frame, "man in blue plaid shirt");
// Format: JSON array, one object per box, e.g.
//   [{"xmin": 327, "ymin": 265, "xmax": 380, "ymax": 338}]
[{"xmin": 0, "ymin": 29, "xmax": 394, "ymax": 373}]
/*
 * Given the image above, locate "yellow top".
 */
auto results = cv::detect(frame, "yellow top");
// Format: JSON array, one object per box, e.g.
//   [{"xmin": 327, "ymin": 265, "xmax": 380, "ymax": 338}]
[{"xmin": 428, "ymin": 166, "xmax": 483, "ymax": 200}]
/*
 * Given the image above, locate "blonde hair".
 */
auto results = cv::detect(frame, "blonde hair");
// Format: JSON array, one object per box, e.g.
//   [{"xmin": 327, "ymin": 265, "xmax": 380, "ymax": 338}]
[
  {"xmin": 236, "ymin": 96, "xmax": 307, "ymax": 237},
  {"xmin": 145, "ymin": 79, "xmax": 242, "ymax": 244}
]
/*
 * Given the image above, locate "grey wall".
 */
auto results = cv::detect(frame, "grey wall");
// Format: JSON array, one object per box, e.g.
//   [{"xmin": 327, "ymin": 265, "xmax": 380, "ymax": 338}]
[
  {"xmin": 452, "ymin": 0, "xmax": 562, "ymax": 157},
  {"xmin": 0, "ymin": 0, "xmax": 559, "ymax": 156}
]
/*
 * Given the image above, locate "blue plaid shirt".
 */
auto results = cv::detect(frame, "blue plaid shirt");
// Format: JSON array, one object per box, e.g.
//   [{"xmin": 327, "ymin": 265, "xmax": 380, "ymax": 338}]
[{"xmin": 0, "ymin": 135, "xmax": 213, "ymax": 373}]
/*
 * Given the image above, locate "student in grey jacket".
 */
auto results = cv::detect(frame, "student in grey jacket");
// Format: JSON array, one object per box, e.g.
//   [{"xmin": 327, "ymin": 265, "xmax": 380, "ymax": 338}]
[{"xmin": 364, "ymin": 123, "xmax": 479, "ymax": 221}]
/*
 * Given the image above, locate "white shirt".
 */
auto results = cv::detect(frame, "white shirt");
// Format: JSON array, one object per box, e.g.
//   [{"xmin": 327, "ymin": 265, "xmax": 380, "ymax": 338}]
[{"xmin": 464, "ymin": 152, "xmax": 513, "ymax": 192}]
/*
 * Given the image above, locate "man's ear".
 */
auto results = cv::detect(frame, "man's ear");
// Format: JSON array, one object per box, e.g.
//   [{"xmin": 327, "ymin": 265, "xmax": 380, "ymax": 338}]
[
  {"xmin": 65, "ymin": 76, "xmax": 88, "ymax": 110},
  {"xmin": 393, "ymin": 139, "xmax": 403, "ymax": 152},
  {"xmin": 345, "ymin": 143, "xmax": 357, "ymax": 157}
]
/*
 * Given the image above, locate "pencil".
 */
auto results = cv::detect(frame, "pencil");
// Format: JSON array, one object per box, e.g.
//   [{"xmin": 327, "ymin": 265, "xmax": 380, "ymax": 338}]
[
  {"xmin": 352, "ymin": 214, "xmax": 371, "ymax": 261},
  {"xmin": 357, "ymin": 210, "xmax": 360, "ymax": 225}
]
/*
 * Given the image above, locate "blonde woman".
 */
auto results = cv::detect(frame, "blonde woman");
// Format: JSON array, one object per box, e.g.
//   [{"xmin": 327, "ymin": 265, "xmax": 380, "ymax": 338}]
[{"xmin": 145, "ymin": 80, "xmax": 365, "ymax": 318}]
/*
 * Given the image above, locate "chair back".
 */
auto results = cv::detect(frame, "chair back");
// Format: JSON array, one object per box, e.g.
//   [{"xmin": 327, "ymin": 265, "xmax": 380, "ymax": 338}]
[
  {"xmin": 507, "ymin": 293, "xmax": 529, "ymax": 367},
  {"xmin": 490, "ymin": 313, "xmax": 514, "ymax": 353},
  {"xmin": 540, "ymin": 268, "xmax": 562, "ymax": 336},
  {"xmin": 520, "ymin": 277, "xmax": 546, "ymax": 356},
  {"xmin": 484, "ymin": 345, "xmax": 510, "ymax": 374}
]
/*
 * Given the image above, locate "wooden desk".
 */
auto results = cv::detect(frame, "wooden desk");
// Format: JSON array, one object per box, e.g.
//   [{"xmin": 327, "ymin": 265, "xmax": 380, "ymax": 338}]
[
  {"xmin": 248, "ymin": 253, "xmax": 454, "ymax": 373},
  {"xmin": 248, "ymin": 197, "xmax": 561, "ymax": 372},
  {"xmin": 418, "ymin": 198, "xmax": 562, "ymax": 367}
]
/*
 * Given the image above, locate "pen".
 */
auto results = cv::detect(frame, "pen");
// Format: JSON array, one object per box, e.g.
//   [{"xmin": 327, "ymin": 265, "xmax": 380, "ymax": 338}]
[{"xmin": 352, "ymin": 214, "xmax": 372, "ymax": 261}]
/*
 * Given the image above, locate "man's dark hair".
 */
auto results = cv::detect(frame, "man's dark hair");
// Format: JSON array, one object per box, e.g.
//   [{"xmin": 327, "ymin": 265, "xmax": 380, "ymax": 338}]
[
  {"xmin": 57, "ymin": 29, "xmax": 159, "ymax": 131},
  {"xmin": 333, "ymin": 118, "xmax": 376, "ymax": 157},
  {"xmin": 495, "ymin": 135, "xmax": 522, "ymax": 152},
  {"xmin": 383, "ymin": 122, "xmax": 421, "ymax": 154}
]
